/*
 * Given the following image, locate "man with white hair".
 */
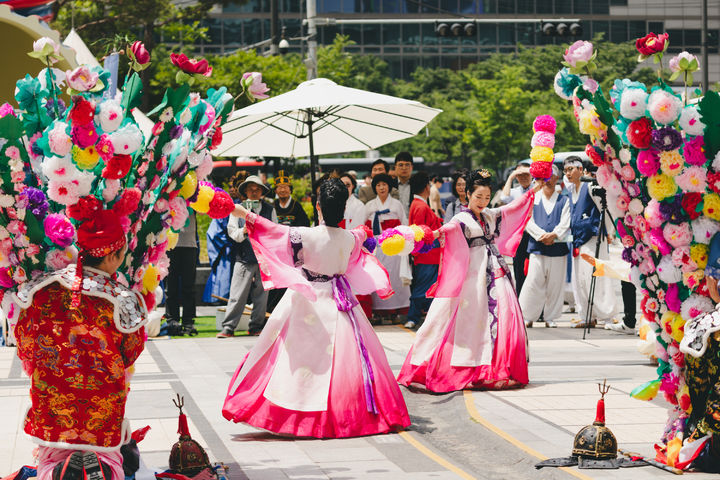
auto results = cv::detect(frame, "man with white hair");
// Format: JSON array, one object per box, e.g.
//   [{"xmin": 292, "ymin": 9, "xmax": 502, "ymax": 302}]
[{"xmin": 519, "ymin": 164, "xmax": 571, "ymax": 328}]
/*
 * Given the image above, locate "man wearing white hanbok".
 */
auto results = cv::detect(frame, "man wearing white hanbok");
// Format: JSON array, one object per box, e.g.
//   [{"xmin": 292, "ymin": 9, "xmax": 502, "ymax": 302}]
[{"xmin": 519, "ymin": 165, "xmax": 570, "ymax": 328}]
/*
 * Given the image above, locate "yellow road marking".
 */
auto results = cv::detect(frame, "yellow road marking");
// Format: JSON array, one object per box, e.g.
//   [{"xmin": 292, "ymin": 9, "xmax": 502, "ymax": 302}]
[
  {"xmin": 463, "ymin": 390, "xmax": 595, "ymax": 480},
  {"xmin": 398, "ymin": 430, "xmax": 477, "ymax": 480}
]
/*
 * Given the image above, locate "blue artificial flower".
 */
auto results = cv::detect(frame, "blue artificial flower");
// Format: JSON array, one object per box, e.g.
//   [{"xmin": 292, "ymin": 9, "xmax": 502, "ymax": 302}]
[
  {"xmin": 553, "ymin": 68, "xmax": 583, "ymax": 100},
  {"xmin": 15, "ymin": 74, "xmax": 49, "ymax": 113}
]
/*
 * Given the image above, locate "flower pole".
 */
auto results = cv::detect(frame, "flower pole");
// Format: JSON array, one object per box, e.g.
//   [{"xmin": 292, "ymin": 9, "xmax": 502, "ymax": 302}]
[{"xmin": 27, "ymin": 37, "xmax": 63, "ymax": 118}]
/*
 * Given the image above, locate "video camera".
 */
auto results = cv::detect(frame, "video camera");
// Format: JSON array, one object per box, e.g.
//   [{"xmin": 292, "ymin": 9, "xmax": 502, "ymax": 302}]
[{"xmin": 580, "ymin": 176, "xmax": 606, "ymax": 205}]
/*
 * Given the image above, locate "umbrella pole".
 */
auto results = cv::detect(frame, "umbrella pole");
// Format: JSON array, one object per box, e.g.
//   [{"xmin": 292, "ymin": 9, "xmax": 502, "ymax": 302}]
[{"xmin": 307, "ymin": 110, "xmax": 319, "ymax": 224}]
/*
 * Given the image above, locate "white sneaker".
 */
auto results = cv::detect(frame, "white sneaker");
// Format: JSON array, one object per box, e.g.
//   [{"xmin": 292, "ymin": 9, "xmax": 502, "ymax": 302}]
[
  {"xmin": 404, "ymin": 320, "xmax": 416, "ymax": 329},
  {"xmin": 604, "ymin": 322, "xmax": 635, "ymax": 335},
  {"xmin": 545, "ymin": 320, "xmax": 557, "ymax": 328}
]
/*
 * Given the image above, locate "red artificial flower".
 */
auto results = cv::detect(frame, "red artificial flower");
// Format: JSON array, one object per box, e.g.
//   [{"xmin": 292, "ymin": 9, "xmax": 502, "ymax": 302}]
[
  {"xmin": 207, "ymin": 189, "xmax": 236, "ymax": 219},
  {"xmin": 102, "ymin": 154, "xmax": 132, "ymax": 180},
  {"xmin": 635, "ymin": 32, "xmax": 669, "ymax": 56},
  {"xmin": 67, "ymin": 195, "xmax": 103, "ymax": 221},
  {"xmin": 210, "ymin": 127, "xmax": 223, "ymax": 150},
  {"xmin": 585, "ymin": 144, "xmax": 604, "ymax": 167},
  {"xmin": 529, "ymin": 161, "xmax": 552, "ymax": 180},
  {"xmin": 112, "ymin": 187, "xmax": 141, "ymax": 216},
  {"xmin": 708, "ymin": 172, "xmax": 720, "ymax": 194},
  {"xmin": 69, "ymin": 96, "xmax": 96, "ymax": 125},
  {"xmin": 170, "ymin": 53, "xmax": 212, "ymax": 77},
  {"xmin": 681, "ymin": 192, "xmax": 703, "ymax": 220},
  {"xmin": 142, "ymin": 290, "xmax": 156, "ymax": 311},
  {"xmin": 627, "ymin": 117, "xmax": 653, "ymax": 149},
  {"xmin": 130, "ymin": 41, "xmax": 150, "ymax": 65}
]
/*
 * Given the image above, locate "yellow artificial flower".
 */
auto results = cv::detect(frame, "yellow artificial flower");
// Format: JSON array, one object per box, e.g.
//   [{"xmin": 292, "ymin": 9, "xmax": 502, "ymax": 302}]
[
  {"xmin": 189, "ymin": 184, "xmax": 214, "ymax": 213},
  {"xmin": 690, "ymin": 244, "xmax": 709, "ymax": 270},
  {"xmin": 166, "ymin": 230, "xmax": 179, "ymax": 250},
  {"xmin": 142, "ymin": 264, "xmax": 160, "ymax": 294},
  {"xmin": 72, "ymin": 145, "xmax": 100, "ymax": 170},
  {"xmin": 647, "ymin": 173, "xmax": 677, "ymax": 201},
  {"xmin": 704, "ymin": 193, "xmax": 720, "ymax": 220},
  {"xmin": 179, "ymin": 170, "xmax": 198, "ymax": 199},
  {"xmin": 530, "ymin": 146, "xmax": 554, "ymax": 163},
  {"xmin": 381, "ymin": 234, "xmax": 405, "ymax": 256}
]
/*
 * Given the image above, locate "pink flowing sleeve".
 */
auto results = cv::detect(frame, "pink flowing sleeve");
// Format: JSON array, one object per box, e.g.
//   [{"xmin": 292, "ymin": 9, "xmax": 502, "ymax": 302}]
[
  {"xmin": 245, "ymin": 213, "xmax": 316, "ymax": 301},
  {"xmin": 426, "ymin": 222, "xmax": 469, "ymax": 298},
  {"xmin": 345, "ymin": 228, "xmax": 394, "ymax": 299},
  {"xmin": 494, "ymin": 190, "xmax": 535, "ymax": 256}
]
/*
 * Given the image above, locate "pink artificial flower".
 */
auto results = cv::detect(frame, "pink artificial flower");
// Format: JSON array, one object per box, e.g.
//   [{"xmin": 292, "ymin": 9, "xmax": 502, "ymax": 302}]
[
  {"xmin": 47, "ymin": 180, "xmax": 81, "ymax": 206},
  {"xmin": 130, "ymin": 41, "xmax": 151, "ymax": 65},
  {"xmin": 582, "ymin": 77, "xmax": 599, "ymax": 93},
  {"xmin": 96, "ymin": 134, "xmax": 115, "ymax": 161},
  {"xmin": 0, "ymin": 103, "xmax": 16, "ymax": 118},
  {"xmin": 637, "ymin": 149, "xmax": 660, "ymax": 176},
  {"xmin": 675, "ymin": 166, "xmax": 707, "ymax": 193},
  {"xmin": 44, "ymin": 213, "xmax": 75, "ymax": 247},
  {"xmin": 669, "ymin": 51, "xmax": 699, "ymax": 73},
  {"xmin": 48, "ymin": 122, "xmax": 72, "ymax": 156},
  {"xmin": 66, "ymin": 66, "xmax": 99, "ymax": 92},
  {"xmin": 0, "ymin": 268, "xmax": 15, "ymax": 288},
  {"xmin": 620, "ymin": 165, "xmax": 636, "ymax": 182},
  {"xmin": 684, "ymin": 135, "xmax": 707, "ymax": 166},
  {"xmin": 45, "ymin": 247, "xmax": 77, "ymax": 270},
  {"xmin": 71, "ymin": 123, "xmax": 98, "ymax": 149},
  {"xmin": 664, "ymin": 222, "xmax": 692, "ymax": 248},
  {"xmin": 152, "ymin": 122, "xmax": 165, "ymax": 136},
  {"xmin": 168, "ymin": 197, "xmax": 189, "ymax": 230},
  {"xmin": 5, "ymin": 146, "xmax": 20, "ymax": 160},
  {"xmin": 563, "ymin": 40, "xmax": 594, "ymax": 68},
  {"xmin": 7, "ymin": 220, "xmax": 26, "ymax": 236},
  {"xmin": 119, "ymin": 216, "xmax": 131, "ymax": 233},
  {"xmin": 650, "ymin": 227, "xmax": 672, "ymax": 255},
  {"xmin": 242, "ymin": 72, "xmax": 270, "ymax": 100},
  {"xmin": 616, "ymin": 193, "xmax": 630, "ymax": 212},
  {"xmin": 154, "ymin": 198, "xmax": 169, "ymax": 213},
  {"xmin": 149, "ymin": 175, "xmax": 161, "ymax": 191}
]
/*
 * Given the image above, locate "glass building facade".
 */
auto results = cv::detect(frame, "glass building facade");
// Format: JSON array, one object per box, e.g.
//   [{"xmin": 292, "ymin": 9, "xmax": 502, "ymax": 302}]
[{"xmin": 192, "ymin": 0, "xmax": 720, "ymax": 80}]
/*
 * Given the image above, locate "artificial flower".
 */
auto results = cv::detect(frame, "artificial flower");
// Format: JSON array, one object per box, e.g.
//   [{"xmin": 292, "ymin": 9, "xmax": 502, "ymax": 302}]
[
  {"xmin": 18, "ymin": 187, "xmax": 48, "ymax": 219},
  {"xmin": 71, "ymin": 145, "xmax": 100, "ymax": 170},
  {"xmin": 69, "ymin": 96, "xmax": 96, "ymax": 125},
  {"xmin": 196, "ymin": 150, "xmax": 214, "ymax": 179},
  {"xmin": 681, "ymin": 192, "xmax": 703, "ymax": 220},
  {"xmin": 663, "ymin": 222, "xmax": 692, "ymax": 248},
  {"xmin": 669, "ymin": 51, "xmax": 700, "ymax": 74},
  {"xmin": 619, "ymin": 88, "xmax": 648, "ymax": 120},
  {"xmin": 102, "ymin": 154, "xmax": 132, "ymax": 179},
  {"xmin": 159, "ymin": 107, "xmax": 174, "ymax": 123},
  {"xmin": 47, "ymin": 121, "xmax": 72, "ymax": 156},
  {"xmin": 681, "ymin": 295, "xmax": 714, "ymax": 322},
  {"xmin": 210, "ymin": 126, "xmax": 223, "ymax": 150},
  {"xmin": 553, "ymin": 68, "xmax": 582, "ymax": 100},
  {"xmin": 563, "ymin": 40, "xmax": 594, "ymax": 68},
  {"xmin": 128, "ymin": 41, "xmax": 151, "ymax": 70},
  {"xmin": 96, "ymin": 134, "xmax": 115, "ymax": 161},
  {"xmin": 97, "ymin": 99, "xmax": 123, "ymax": 132},
  {"xmin": 659, "ymin": 150, "xmax": 684, "ymax": 177},
  {"xmin": 109, "ymin": 123, "xmax": 143, "ymax": 154},
  {"xmin": 647, "ymin": 173, "xmax": 677, "ymax": 201},
  {"xmin": 178, "ymin": 108, "xmax": 192, "ymax": 125},
  {"xmin": 585, "ymin": 144, "xmax": 604, "ymax": 166},
  {"xmin": 636, "ymin": 32, "xmax": 669, "ymax": 57},
  {"xmin": 679, "ymin": 105, "xmax": 705, "ymax": 137},
  {"xmin": 530, "ymin": 146, "xmax": 554, "ymax": 163},
  {"xmin": 208, "ymin": 189, "xmax": 236, "ymax": 219},
  {"xmin": 691, "ymin": 243, "xmax": 709, "ymax": 270},
  {"xmin": 578, "ymin": 108, "xmax": 605, "ymax": 139},
  {"xmin": 66, "ymin": 66, "xmax": 99, "ymax": 92},
  {"xmin": 30, "ymin": 37, "xmax": 61, "ymax": 63},
  {"xmin": 692, "ymin": 215, "xmax": 720, "ymax": 244},
  {"xmin": 620, "ymin": 165, "xmax": 636, "ymax": 182},
  {"xmin": 112, "ymin": 188, "xmax": 142, "ymax": 216},
  {"xmin": 651, "ymin": 127, "xmax": 683, "ymax": 151},
  {"xmin": 659, "ymin": 195, "xmax": 688, "ymax": 223},
  {"xmin": 675, "ymin": 166, "xmax": 707, "ymax": 193},
  {"xmin": 648, "ymin": 89, "xmax": 682, "ymax": 125},
  {"xmin": 71, "ymin": 123, "xmax": 99, "ymax": 149},
  {"xmin": 683, "ymin": 135, "xmax": 706, "ymax": 166},
  {"xmin": 44, "ymin": 213, "xmax": 75, "ymax": 247},
  {"xmin": 102, "ymin": 179, "xmax": 121, "ymax": 203},
  {"xmin": 167, "ymin": 196, "xmax": 189, "ymax": 230},
  {"xmin": 241, "ymin": 72, "xmax": 270, "ymax": 100},
  {"xmin": 627, "ymin": 117, "xmax": 653, "ymax": 149},
  {"xmin": 47, "ymin": 179, "xmax": 81, "ymax": 205},
  {"xmin": 45, "ymin": 246, "xmax": 77, "ymax": 271},
  {"xmin": 704, "ymin": 193, "xmax": 720, "ymax": 221},
  {"xmin": 708, "ymin": 171, "xmax": 720, "ymax": 195},
  {"xmin": 657, "ymin": 255, "xmax": 682, "ymax": 284},
  {"xmin": 170, "ymin": 53, "xmax": 212, "ymax": 77}
]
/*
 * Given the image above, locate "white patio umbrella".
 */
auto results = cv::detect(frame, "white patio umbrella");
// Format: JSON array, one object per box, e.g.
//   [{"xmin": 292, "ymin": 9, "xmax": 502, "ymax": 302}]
[{"xmin": 213, "ymin": 78, "xmax": 442, "ymax": 201}]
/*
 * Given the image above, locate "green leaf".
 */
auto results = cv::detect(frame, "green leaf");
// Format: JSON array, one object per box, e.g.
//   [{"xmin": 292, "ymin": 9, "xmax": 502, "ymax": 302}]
[
  {"xmin": 0, "ymin": 115, "xmax": 25, "ymax": 141},
  {"xmin": 687, "ymin": 72, "xmax": 694, "ymax": 86},
  {"xmin": 653, "ymin": 55, "xmax": 660, "ymax": 64},
  {"xmin": 689, "ymin": 58, "xmax": 699, "ymax": 71},
  {"xmin": 698, "ymin": 90, "xmax": 720, "ymax": 160},
  {"xmin": 669, "ymin": 71, "xmax": 681, "ymax": 82},
  {"xmin": 679, "ymin": 57, "xmax": 689, "ymax": 69},
  {"xmin": 121, "ymin": 72, "xmax": 143, "ymax": 112}
]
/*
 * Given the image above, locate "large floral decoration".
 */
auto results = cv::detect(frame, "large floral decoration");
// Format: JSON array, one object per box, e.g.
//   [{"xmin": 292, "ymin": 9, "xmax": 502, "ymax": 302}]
[
  {"xmin": 0, "ymin": 37, "xmax": 266, "ymax": 311},
  {"xmin": 556, "ymin": 36, "xmax": 713, "ymax": 455}
]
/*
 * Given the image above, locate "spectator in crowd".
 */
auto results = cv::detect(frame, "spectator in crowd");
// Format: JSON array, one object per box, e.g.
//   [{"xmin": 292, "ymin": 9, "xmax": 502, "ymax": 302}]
[
  {"xmin": 563, "ymin": 156, "xmax": 618, "ymax": 328},
  {"xmin": 357, "ymin": 159, "xmax": 400, "ymax": 204},
  {"xmin": 217, "ymin": 175, "xmax": 278, "ymax": 337},
  {"xmin": 444, "ymin": 169, "xmax": 469, "ymax": 222},
  {"xmin": 203, "ymin": 171, "xmax": 248, "ymax": 305},
  {"xmin": 519, "ymin": 165, "xmax": 570, "ymax": 328},
  {"xmin": 429, "ymin": 176, "xmax": 444, "ymax": 217},
  {"xmin": 394, "ymin": 152, "xmax": 414, "ymax": 212},
  {"xmin": 165, "ymin": 209, "xmax": 199, "ymax": 336},
  {"xmin": 501, "ymin": 160, "xmax": 533, "ymax": 294},
  {"xmin": 406, "ymin": 172, "xmax": 442, "ymax": 329},
  {"xmin": 341, "ymin": 172, "xmax": 366, "ymax": 229},
  {"xmin": 363, "ymin": 173, "xmax": 410, "ymax": 323}
]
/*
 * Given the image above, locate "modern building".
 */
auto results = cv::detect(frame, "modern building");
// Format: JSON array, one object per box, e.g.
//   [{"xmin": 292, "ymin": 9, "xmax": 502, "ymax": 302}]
[{"xmin": 197, "ymin": 0, "xmax": 719, "ymax": 81}]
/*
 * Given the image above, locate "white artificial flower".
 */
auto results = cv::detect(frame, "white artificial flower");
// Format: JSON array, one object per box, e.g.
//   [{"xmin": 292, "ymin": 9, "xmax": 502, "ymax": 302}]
[{"xmin": 619, "ymin": 88, "xmax": 648, "ymax": 120}]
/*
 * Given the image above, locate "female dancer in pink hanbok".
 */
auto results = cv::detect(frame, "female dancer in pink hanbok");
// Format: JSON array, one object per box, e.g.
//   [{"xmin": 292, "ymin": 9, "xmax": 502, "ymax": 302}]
[
  {"xmin": 222, "ymin": 178, "xmax": 410, "ymax": 438},
  {"xmin": 397, "ymin": 169, "xmax": 542, "ymax": 392}
]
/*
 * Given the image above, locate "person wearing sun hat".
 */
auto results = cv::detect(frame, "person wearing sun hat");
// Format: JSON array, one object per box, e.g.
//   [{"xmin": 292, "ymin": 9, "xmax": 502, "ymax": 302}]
[
  {"xmin": 11, "ymin": 208, "xmax": 148, "ymax": 480},
  {"xmin": 218, "ymin": 174, "xmax": 278, "ymax": 337}
]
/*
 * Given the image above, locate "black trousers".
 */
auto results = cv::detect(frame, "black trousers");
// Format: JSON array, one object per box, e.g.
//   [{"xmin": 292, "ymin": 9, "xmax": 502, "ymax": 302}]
[
  {"xmin": 166, "ymin": 247, "xmax": 198, "ymax": 325},
  {"xmin": 621, "ymin": 280, "xmax": 637, "ymax": 328},
  {"xmin": 513, "ymin": 232, "xmax": 530, "ymax": 295}
]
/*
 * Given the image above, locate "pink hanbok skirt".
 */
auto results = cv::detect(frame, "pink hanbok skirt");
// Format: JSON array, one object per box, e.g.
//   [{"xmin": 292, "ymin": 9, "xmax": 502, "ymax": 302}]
[
  {"xmin": 222, "ymin": 300, "xmax": 410, "ymax": 438},
  {"xmin": 397, "ymin": 274, "xmax": 528, "ymax": 393}
]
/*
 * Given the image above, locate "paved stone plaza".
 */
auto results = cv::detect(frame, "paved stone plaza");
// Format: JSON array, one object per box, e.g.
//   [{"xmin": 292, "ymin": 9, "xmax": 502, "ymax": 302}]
[{"xmin": 1, "ymin": 309, "xmax": 716, "ymax": 480}]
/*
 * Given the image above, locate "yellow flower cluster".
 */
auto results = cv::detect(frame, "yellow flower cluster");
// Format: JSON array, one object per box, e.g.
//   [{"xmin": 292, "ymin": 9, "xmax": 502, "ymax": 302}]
[
  {"xmin": 659, "ymin": 150, "xmax": 684, "ymax": 177},
  {"xmin": 166, "ymin": 230, "xmax": 179, "ymax": 251},
  {"xmin": 690, "ymin": 243, "xmax": 709, "ymax": 270},
  {"xmin": 704, "ymin": 193, "xmax": 720, "ymax": 220},
  {"xmin": 660, "ymin": 311, "xmax": 685, "ymax": 344},
  {"xmin": 647, "ymin": 173, "xmax": 677, "ymax": 201},
  {"xmin": 142, "ymin": 264, "xmax": 160, "ymax": 294},
  {"xmin": 410, "ymin": 224, "xmax": 425, "ymax": 242},
  {"xmin": 380, "ymin": 234, "xmax": 405, "ymax": 256},
  {"xmin": 530, "ymin": 146, "xmax": 554, "ymax": 163},
  {"xmin": 72, "ymin": 145, "xmax": 100, "ymax": 170},
  {"xmin": 179, "ymin": 171, "xmax": 197, "ymax": 199},
  {"xmin": 578, "ymin": 108, "xmax": 605, "ymax": 139},
  {"xmin": 683, "ymin": 270, "xmax": 704, "ymax": 292}
]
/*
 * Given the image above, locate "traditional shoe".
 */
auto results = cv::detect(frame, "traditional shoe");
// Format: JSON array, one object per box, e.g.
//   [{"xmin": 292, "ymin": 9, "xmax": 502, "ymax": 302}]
[
  {"xmin": 573, "ymin": 320, "xmax": 596, "ymax": 329},
  {"xmin": 82, "ymin": 452, "xmax": 108, "ymax": 480},
  {"xmin": 52, "ymin": 451, "xmax": 84, "ymax": 480},
  {"xmin": 216, "ymin": 329, "xmax": 234, "ymax": 338}
]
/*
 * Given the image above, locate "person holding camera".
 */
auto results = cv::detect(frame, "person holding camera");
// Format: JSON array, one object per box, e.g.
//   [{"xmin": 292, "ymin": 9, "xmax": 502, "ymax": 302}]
[
  {"xmin": 563, "ymin": 156, "xmax": 618, "ymax": 328},
  {"xmin": 217, "ymin": 175, "xmax": 278, "ymax": 337}
]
